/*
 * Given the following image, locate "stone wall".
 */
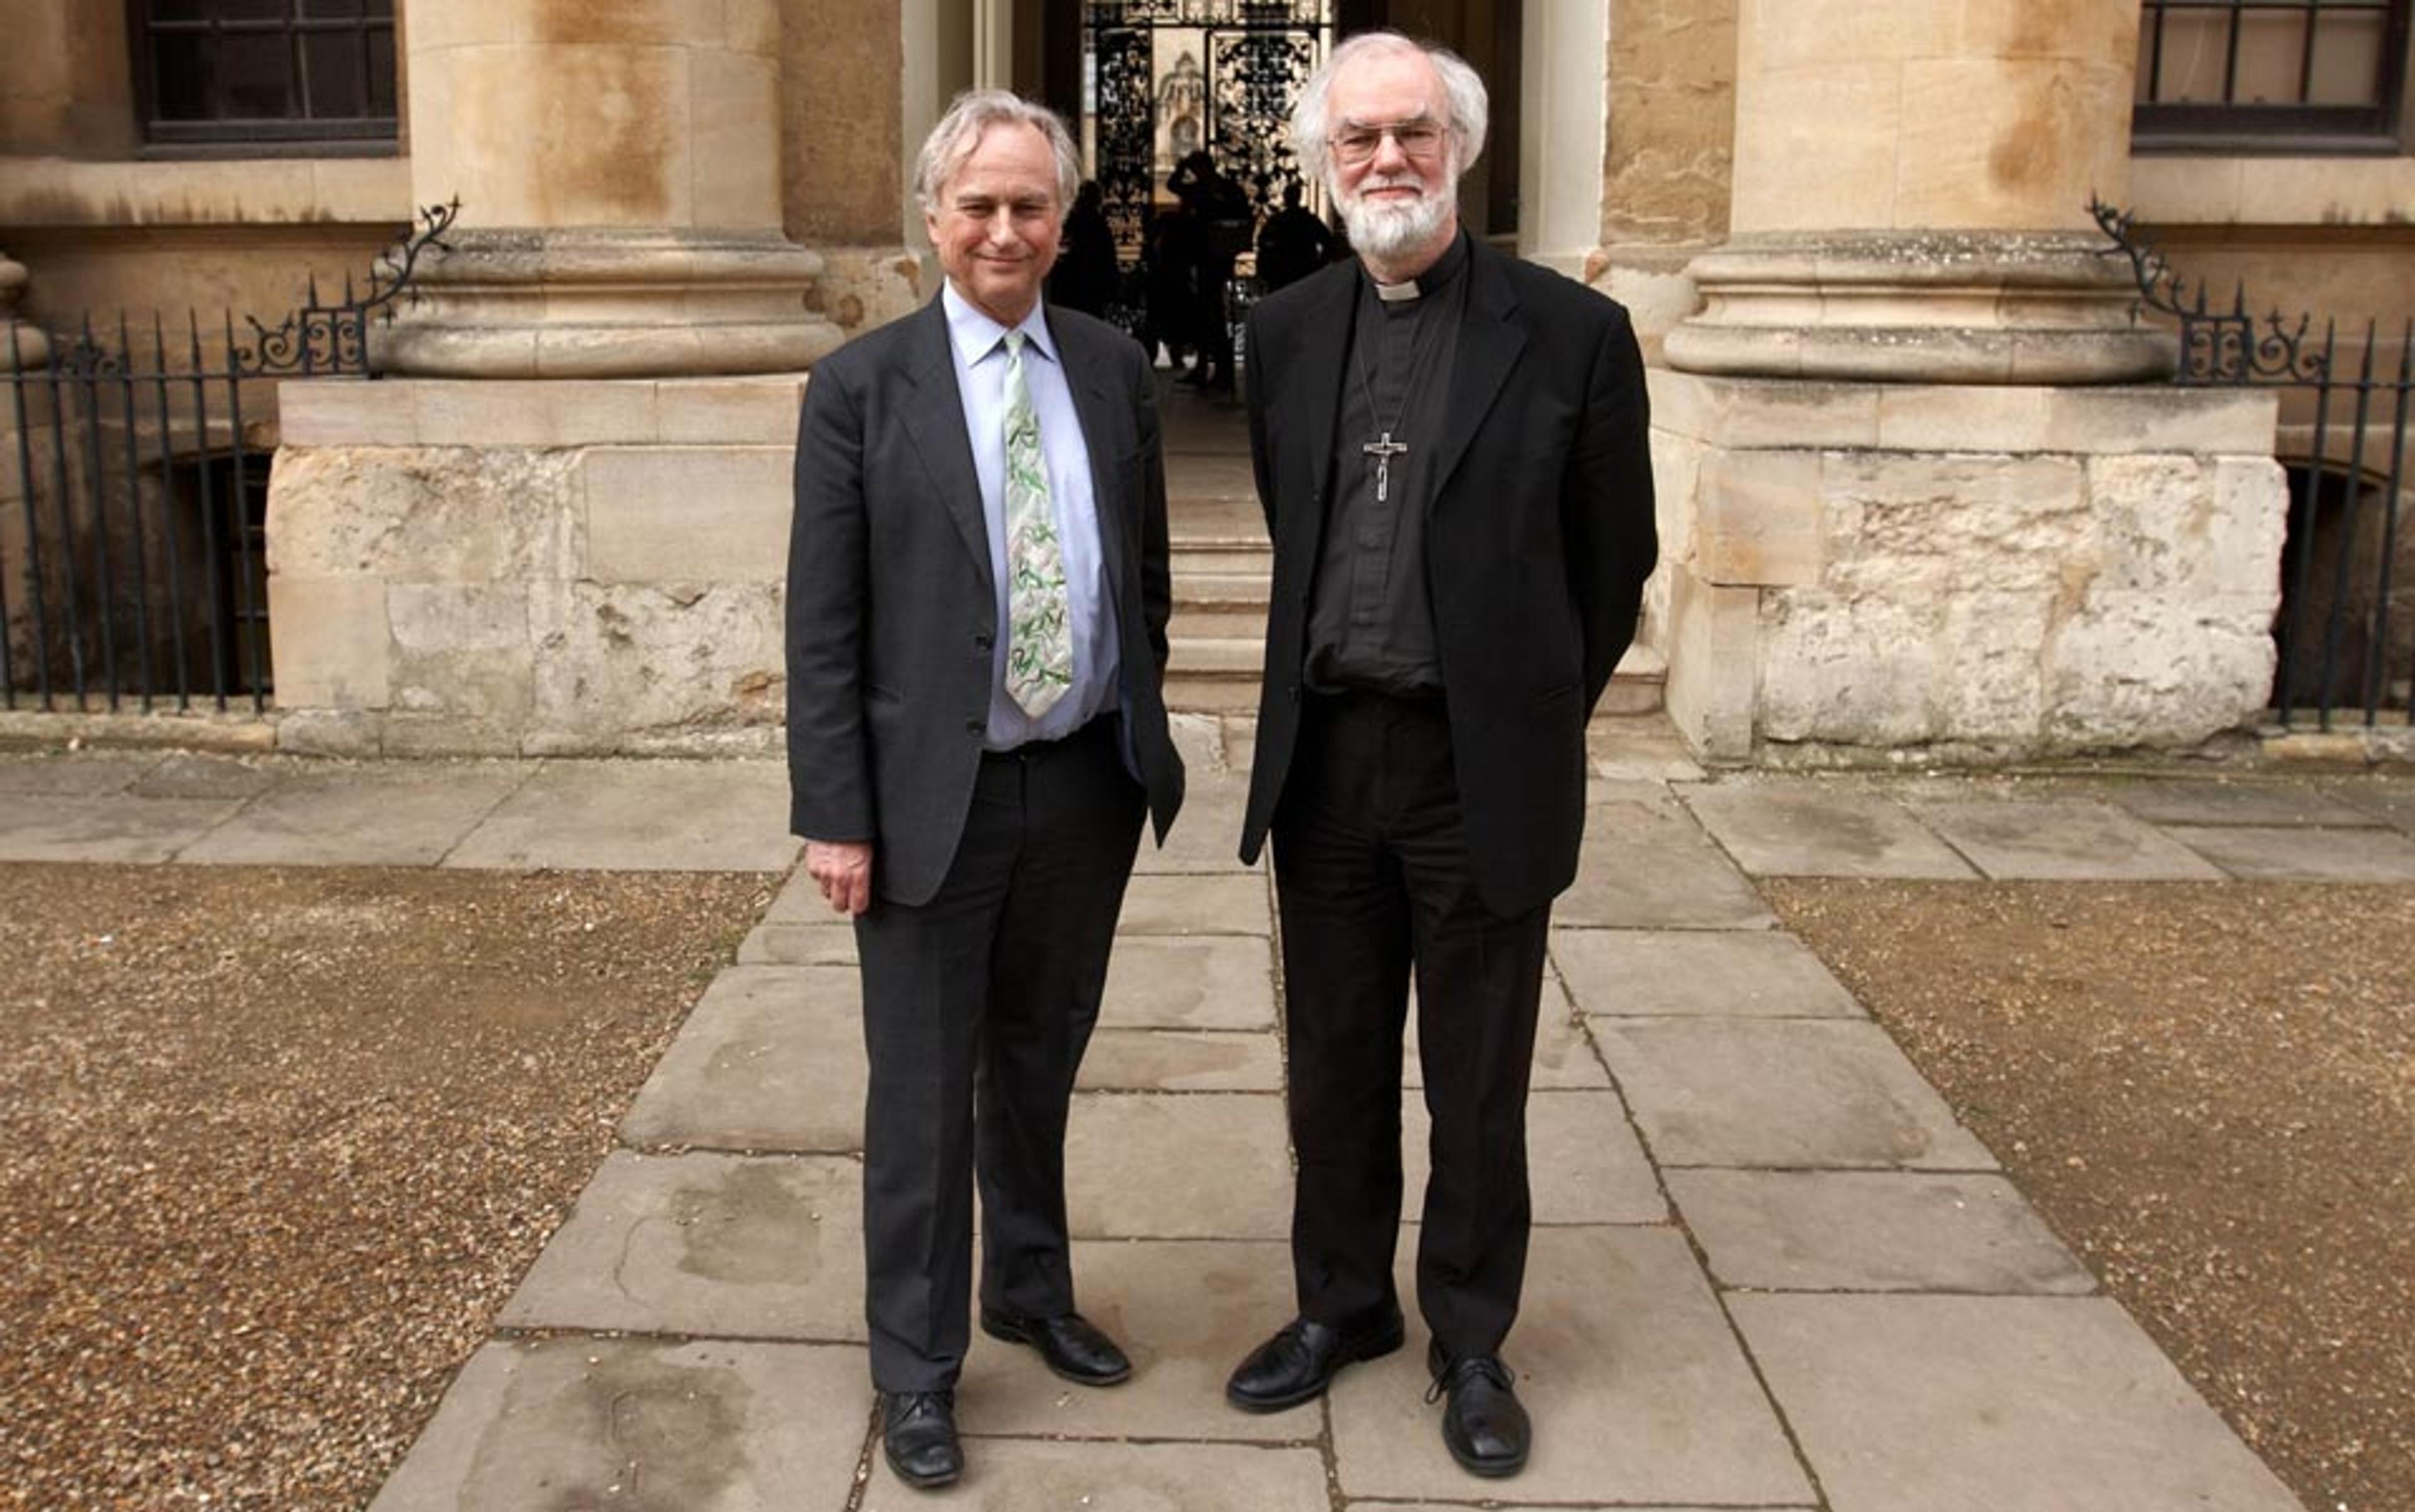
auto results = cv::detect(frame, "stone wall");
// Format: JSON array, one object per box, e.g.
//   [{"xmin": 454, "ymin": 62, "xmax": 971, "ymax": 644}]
[
  {"xmin": 268, "ymin": 377, "xmax": 801, "ymax": 757},
  {"xmin": 1653, "ymin": 371, "xmax": 2290, "ymax": 763}
]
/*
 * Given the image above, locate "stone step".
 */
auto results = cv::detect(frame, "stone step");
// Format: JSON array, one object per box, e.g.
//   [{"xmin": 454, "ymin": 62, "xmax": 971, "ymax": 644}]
[{"xmin": 1172, "ymin": 570, "xmax": 1272, "ymax": 607}]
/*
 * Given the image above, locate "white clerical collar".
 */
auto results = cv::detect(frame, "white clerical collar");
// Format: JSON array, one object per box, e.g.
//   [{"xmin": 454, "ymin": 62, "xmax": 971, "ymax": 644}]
[{"xmin": 1372, "ymin": 278, "xmax": 1421, "ymax": 303}]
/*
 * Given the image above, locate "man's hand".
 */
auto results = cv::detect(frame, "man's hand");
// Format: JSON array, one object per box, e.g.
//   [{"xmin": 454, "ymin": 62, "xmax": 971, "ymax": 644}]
[{"xmin": 804, "ymin": 840, "xmax": 875, "ymax": 917}]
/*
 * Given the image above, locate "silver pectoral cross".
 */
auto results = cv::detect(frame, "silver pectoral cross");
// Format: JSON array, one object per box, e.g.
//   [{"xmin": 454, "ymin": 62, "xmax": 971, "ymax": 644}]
[{"xmin": 1363, "ymin": 432, "xmax": 1409, "ymax": 503}]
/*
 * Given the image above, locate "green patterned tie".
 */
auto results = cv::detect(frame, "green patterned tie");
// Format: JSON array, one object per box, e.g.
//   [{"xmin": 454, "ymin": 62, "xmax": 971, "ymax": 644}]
[{"xmin": 1001, "ymin": 330, "xmax": 1073, "ymax": 717}]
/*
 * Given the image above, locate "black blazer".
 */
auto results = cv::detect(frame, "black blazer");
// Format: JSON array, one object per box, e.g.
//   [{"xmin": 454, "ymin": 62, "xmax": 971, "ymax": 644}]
[
  {"xmin": 786, "ymin": 296, "xmax": 1185, "ymax": 906},
  {"xmin": 1238, "ymin": 238, "xmax": 1656, "ymax": 917}
]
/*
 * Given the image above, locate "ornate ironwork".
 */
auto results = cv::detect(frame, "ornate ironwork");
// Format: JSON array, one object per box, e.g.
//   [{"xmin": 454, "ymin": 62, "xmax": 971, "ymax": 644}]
[
  {"xmin": 1211, "ymin": 30, "xmax": 1317, "ymax": 216},
  {"xmin": 2092, "ymin": 196, "xmax": 2327, "ymax": 386},
  {"xmin": 1093, "ymin": 25, "xmax": 1159, "ymax": 269},
  {"xmin": 232, "ymin": 197, "xmax": 457, "ymax": 378},
  {"xmin": 1090, "ymin": 0, "xmax": 1324, "ymax": 24}
]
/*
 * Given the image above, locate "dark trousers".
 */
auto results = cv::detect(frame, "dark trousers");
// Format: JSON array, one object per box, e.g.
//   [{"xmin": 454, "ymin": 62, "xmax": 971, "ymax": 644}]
[
  {"xmin": 855, "ymin": 716, "xmax": 1145, "ymax": 1392},
  {"xmin": 1271, "ymin": 691, "xmax": 1550, "ymax": 1359}
]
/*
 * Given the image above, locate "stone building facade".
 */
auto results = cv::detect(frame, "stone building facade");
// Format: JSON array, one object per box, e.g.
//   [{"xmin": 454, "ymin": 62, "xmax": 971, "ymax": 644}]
[{"xmin": 2, "ymin": 0, "xmax": 2409, "ymax": 762}]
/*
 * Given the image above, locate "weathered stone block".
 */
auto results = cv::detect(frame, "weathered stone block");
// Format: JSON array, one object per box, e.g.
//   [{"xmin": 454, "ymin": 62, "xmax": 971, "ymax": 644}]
[
  {"xmin": 267, "ymin": 445, "xmax": 581, "ymax": 582},
  {"xmin": 528, "ymin": 578, "xmax": 786, "ymax": 749},
  {"xmin": 1696, "ymin": 449, "xmax": 1822, "ymax": 586},
  {"xmin": 582, "ymin": 445, "xmax": 792, "ymax": 583},
  {"xmin": 265, "ymin": 574, "xmax": 390, "ymax": 708}
]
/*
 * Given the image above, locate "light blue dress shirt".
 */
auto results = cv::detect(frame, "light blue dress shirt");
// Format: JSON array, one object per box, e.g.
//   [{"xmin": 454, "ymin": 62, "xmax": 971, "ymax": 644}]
[{"xmin": 942, "ymin": 284, "xmax": 1123, "ymax": 750}]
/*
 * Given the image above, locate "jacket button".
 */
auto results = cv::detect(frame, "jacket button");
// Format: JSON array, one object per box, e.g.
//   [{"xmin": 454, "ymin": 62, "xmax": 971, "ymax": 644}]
[
  {"xmin": 975, "ymin": 632, "xmax": 993, "ymax": 650},
  {"xmin": 965, "ymin": 717, "xmax": 984, "ymax": 735}
]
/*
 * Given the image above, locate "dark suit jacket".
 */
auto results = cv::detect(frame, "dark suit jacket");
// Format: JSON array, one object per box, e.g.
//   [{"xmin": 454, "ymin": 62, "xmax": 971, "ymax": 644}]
[
  {"xmin": 786, "ymin": 295, "xmax": 1185, "ymax": 906},
  {"xmin": 1238, "ymin": 238, "xmax": 1657, "ymax": 917}
]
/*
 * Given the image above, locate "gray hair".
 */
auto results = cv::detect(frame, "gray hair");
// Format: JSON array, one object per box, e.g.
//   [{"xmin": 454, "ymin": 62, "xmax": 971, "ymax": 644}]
[
  {"xmin": 1291, "ymin": 31, "xmax": 1489, "ymax": 188},
  {"xmin": 914, "ymin": 89, "xmax": 1082, "ymax": 213}
]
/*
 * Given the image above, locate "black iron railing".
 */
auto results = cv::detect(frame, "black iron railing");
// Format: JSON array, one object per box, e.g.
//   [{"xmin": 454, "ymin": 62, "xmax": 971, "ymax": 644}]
[
  {"xmin": 2096, "ymin": 198, "xmax": 2413, "ymax": 731},
  {"xmin": 1, "ymin": 200, "xmax": 453, "ymax": 716}
]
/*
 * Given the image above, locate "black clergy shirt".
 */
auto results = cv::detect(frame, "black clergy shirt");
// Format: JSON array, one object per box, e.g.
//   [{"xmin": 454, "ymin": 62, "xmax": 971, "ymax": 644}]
[{"xmin": 1303, "ymin": 230, "xmax": 1471, "ymax": 697}]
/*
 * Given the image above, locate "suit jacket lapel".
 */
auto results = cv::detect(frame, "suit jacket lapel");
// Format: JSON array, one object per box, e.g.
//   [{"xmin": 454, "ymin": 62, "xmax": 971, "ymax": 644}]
[
  {"xmin": 894, "ymin": 296, "xmax": 997, "ymax": 600},
  {"xmin": 1430, "ymin": 240, "xmax": 1526, "ymax": 511},
  {"xmin": 1284, "ymin": 269, "xmax": 1357, "ymax": 564}
]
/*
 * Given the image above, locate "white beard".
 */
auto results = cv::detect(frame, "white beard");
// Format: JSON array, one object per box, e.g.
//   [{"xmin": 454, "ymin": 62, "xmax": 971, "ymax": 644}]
[{"xmin": 1334, "ymin": 171, "xmax": 1453, "ymax": 265}]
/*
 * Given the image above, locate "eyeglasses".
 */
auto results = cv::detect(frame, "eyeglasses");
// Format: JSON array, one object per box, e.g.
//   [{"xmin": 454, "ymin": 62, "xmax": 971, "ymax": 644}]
[{"xmin": 1330, "ymin": 119, "xmax": 1449, "ymax": 165}]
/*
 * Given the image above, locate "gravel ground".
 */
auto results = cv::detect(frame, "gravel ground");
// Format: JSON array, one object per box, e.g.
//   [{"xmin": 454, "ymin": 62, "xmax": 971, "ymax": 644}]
[
  {"xmin": 1767, "ymin": 879, "xmax": 2415, "ymax": 1512},
  {"xmin": 0, "ymin": 864, "xmax": 771, "ymax": 1512}
]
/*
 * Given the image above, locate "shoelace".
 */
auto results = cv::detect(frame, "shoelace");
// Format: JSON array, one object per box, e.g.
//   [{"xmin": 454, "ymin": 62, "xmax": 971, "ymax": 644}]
[
  {"xmin": 1424, "ymin": 1354, "xmax": 1515, "ymax": 1405},
  {"xmin": 889, "ymin": 1389, "xmax": 954, "ymax": 1423}
]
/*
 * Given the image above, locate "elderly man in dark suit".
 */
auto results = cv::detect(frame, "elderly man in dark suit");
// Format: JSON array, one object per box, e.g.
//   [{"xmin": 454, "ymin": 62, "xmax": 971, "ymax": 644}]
[
  {"xmin": 786, "ymin": 89, "xmax": 1184, "ymax": 1492},
  {"xmin": 1223, "ymin": 32, "xmax": 1657, "ymax": 1479}
]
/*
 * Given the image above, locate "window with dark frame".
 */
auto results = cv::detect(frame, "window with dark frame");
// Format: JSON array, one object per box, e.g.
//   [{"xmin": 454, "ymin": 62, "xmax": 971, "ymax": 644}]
[
  {"xmin": 2135, "ymin": 0, "xmax": 2412, "ymax": 150},
  {"xmin": 133, "ymin": 0, "xmax": 397, "ymax": 149}
]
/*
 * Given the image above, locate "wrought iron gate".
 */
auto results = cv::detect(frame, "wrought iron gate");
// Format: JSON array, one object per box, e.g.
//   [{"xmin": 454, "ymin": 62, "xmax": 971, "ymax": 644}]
[
  {"xmin": 1084, "ymin": 0, "xmax": 1330, "ymax": 268},
  {"xmin": 2097, "ymin": 200, "xmax": 2413, "ymax": 731},
  {"xmin": 1, "ymin": 201, "xmax": 452, "ymax": 716}
]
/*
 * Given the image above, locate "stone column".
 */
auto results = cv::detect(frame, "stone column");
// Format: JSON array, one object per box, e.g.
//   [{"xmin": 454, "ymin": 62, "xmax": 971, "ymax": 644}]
[
  {"xmin": 379, "ymin": 0, "xmax": 838, "ymax": 377},
  {"xmin": 1665, "ymin": 0, "xmax": 2167, "ymax": 383},
  {"xmin": 1648, "ymin": 1, "xmax": 2290, "ymax": 765}
]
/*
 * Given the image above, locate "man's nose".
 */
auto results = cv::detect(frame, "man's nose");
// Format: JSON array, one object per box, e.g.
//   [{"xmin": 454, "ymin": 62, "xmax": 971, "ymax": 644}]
[
  {"xmin": 986, "ymin": 213, "xmax": 1018, "ymax": 247},
  {"xmin": 1370, "ymin": 128, "xmax": 1411, "ymax": 171}
]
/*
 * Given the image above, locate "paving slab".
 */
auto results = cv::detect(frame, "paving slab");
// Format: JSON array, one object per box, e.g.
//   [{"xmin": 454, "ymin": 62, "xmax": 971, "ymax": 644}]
[
  {"xmin": 1595, "ymin": 1019, "xmax": 1996, "ymax": 1170},
  {"xmin": 443, "ymin": 759, "xmax": 799, "ymax": 872},
  {"xmin": 365, "ymin": 1336, "xmax": 868, "ymax": 1512},
  {"xmin": 1404, "ymin": 1089, "xmax": 1664, "ymax": 1225},
  {"xmin": 2162, "ymin": 822, "xmax": 2415, "ymax": 882},
  {"xmin": 1404, "ymin": 996, "xmax": 1613, "ymax": 1089},
  {"xmin": 862, "ymin": 1439, "xmax": 1328, "ymax": 1512},
  {"xmin": 952, "ymin": 1238, "xmax": 1305, "ymax": 1443},
  {"xmin": 1065, "ymin": 1092, "xmax": 1291, "ymax": 1238},
  {"xmin": 1667, "ymin": 1170, "xmax": 2093, "ymax": 1294},
  {"xmin": 0, "ymin": 792, "xmax": 247, "ymax": 863},
  {"xmin": 1904, "ymin": 799, "xmax": 2226, "ymax": 881},
  {"xmin": 1587, "ymin": 717, "xmax": 1709, "ymax": 783},
  {"xmin": 620, "ymin": 965, "xmax": 865, "ymax": 1153},
  {"xmin": 1356, "ymin": 1504, "xmax": 1807, "ymax": 1511},
  {"xmin": 2101, "ymin": 776, "xmax": 2382, "ymax": 828},
  {"xmin": 128, "ymin": 751, "xmax": 283, "ymax": 799},
  {"xmin": 1681, "ymin": 784, "xmax": 1978, "ymax": 879},
  {"xmin": 178, "ymin": 763, "xmax": 529, "ymax": 866},
  {"xmin": 1116, "ymin": 870, "xmax": 1271, "ymax": 934},
  {"xmin": 1076, "ymin": 1028, "xmax": 1284, "ymax": 1091},
  {"xmin": 1558, "ymin": 798, "xmax": 1777, "ymax": 929},
  {"xmin": 1132, "ymin": 778, "xmax": 1258, "ymax": 874},
  {"xmin": 2320, "ymin": 777, "xmax": 2415, "ymax": 834},
  {"xmin": 1555, "ymin": 928, "xmax": 1863, "ymax": 1018},
  {"xmin": 501, "ymin": 1151, "xmax": 864, "ymax": 1340},
  {"xmin": 1730, "ymin": 1294, "xmax": 2306, "ymax": 1512},
  {"xmin": 737, "ymin": 920, "xmax": 858, "ymax": 965},
  {"xmin": 0, "ymin": 750, "xmax": 160, "ymax": 795},
  {"xmin": 1101, "ymin": 934, "xmax": 1277, "ymax": 1030},
  {"xmin": 1329, "ymin": 1228, "xmax": 1809, "ymax": 1505}
]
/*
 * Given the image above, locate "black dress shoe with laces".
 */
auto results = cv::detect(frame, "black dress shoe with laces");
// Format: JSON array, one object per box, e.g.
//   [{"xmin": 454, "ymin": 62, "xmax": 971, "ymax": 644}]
[
  {"xmin": 881, "ymin": 1389, "xmax": 962, "ymax": 1489},
  {"xmin": 979, "ymin": 1308, "xmax": 1133, "ymax": 1386},
  {"xmin": 1224, "ymin": 1311, "xmax": 1406, "ymax": 1411},
  {"xmin": 1426, "ymin": 1341, "xmax": 1531, "ymax": 1478}
]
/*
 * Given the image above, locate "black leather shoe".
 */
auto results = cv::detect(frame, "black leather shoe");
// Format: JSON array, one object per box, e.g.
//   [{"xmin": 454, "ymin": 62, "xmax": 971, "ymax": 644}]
[
  {"xmin": 1426, "ymin": 1342, "xmax": 1530, "ymax": 1478},
  {"xmin": 880, "ymin": 1390, "xmax": 962, "ymax": 1489},
  {"xmin": 1224, "ymin": 1311, "xmax": 1406, "ymax": 1411},
  {"xmin": 979, "ymin": 1308, "xmax": 1133, "ymax": 1386}
]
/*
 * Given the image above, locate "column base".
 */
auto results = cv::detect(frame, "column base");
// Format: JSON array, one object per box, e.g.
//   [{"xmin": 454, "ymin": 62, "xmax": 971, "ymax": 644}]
[
  {"xmin": 268, "ymin": 375, "xmax": 805, "ymax": 756},
  {"xmin": 1664, "ymin": 232, "xmax": 2175, "ymax": 386},
  {"xmin": 373, "ymin": 228, "xmax": 844, "ymax": 379},
  {"xmin": 1652, "ymin": 369, "xmax": 2286, "ymax": 764}
]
